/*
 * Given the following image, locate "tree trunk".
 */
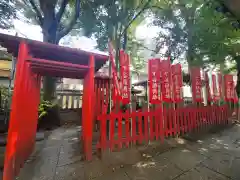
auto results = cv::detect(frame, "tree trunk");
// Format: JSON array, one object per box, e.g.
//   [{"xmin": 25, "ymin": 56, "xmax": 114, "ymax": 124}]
[
  {"xmin": 42, "ymin": 15, "xmax": 58, "ymax": 101},
  {"xmin": 43, "ymin": 76, "xmax": 57, "ymax": 101},
  {"xmin": 235, "ymin": 57, "xmax": 240, "ymax": 98}
]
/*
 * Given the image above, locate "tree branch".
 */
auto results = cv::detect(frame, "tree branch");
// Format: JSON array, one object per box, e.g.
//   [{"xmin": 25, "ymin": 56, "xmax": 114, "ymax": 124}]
[
  {"xmin": 57, "ymin": 0, "xmax": 80, "ymax": 41},
  {"xmin": 149, "ymin": 5, "xmax": 164, "ymax": 10},
  {"xmin": 56, "ymin": 0, "xmax": 69, "ymax": 22},
  {"xmin": 215, "ymin": 0, "xmax": 240, "ymax": 25},
  {"xmin": 29, "ymin": 0, "xmax": 43, "ymax": 26},
  {"xmin": 121, "ymin": 0, "xmax": 153, "ymax": 36}
]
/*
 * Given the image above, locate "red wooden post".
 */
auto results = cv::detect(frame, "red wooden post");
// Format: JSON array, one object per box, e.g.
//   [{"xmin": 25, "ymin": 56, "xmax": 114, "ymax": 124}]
[
  {"xmin": 20, "ymin": 60, "xmax": 31, "ymax": 163},
  {"xmin": 81, "ymin": 70, "xmax": 87, "ymax": 152},
  {"xmin": 82, "ymin": 55, "xmax": 95, "ymax": 160},
  {"xmin": 138, "ymin": 112, "xmax": 144, "ymax": 143},
  {"xmin": 4, "ymin": 42, "xmax": 29, "ymax": 180},
  {"xmin": 28, "ymin": 72, "xmax": 41, "ymax": 157}
]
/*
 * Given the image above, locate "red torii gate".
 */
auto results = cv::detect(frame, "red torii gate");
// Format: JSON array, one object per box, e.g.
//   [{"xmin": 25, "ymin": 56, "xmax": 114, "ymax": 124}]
[{"xmin": 0, "ymin": 33, "xmax": 108, "ymax": 180}]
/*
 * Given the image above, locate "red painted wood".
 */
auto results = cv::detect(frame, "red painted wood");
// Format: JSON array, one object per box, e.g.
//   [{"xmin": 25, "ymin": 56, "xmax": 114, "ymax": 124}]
[
  {"xmin": 170, "ymin": 109, "xmax": 174, "ymax": 136},
  {"xmin": 132, "ymin": 112, "xmax": 137, "ymax": 144},
  {"xmin": 144, "ymin": 111, "xmax": 148, "ymax": 141},
  {"xmin": 172, "ymin": 64, "xmax": 183, "ymax": 102},
  {"xmin": 117, "ymin": 113, "xmax": 123, "ymax": 149},
  {"xmin": 125, "ymin": 113, "xmax": 130, "ymax": 147},
  {"xmin": 96, "ymin": 105, "xmax": 230, "ymax": 153},
  {"xmin": 155, "ymin": 111, "xmax": 159, "ymax": 140},
  {"xmin": 28, "ymin": 57, "xmax": 90, "ymax": 69},
  {"xmin": 83, "ymin": 55, "xmax": 95, "ymax": 161},
  {"xmin": 163, "ymin": 108, "xmax": 168, "ymax": 137},
  {"xmin": 138, "ymin": 112, "xmax": 143, "ymax": 144},
  {"xmin": 110, "ymin": 114, "xmax": 115, "ymax": 151},
  {"xmin": 149, "ymin": 111, "xmax": 154, "ymax": 141},
  {"xmin": 184, "ymin": 109, "xmax": 188, "ymax": 133},
  {"xmin": 120, "ymin": 51, "xmax": 131, "ymax": 104},
  {"xmin": 224, "ymin": 74, "xmax": 234, "ymax": 102},
  {"xmin": 108, "ymin": 42, "xmax": 121, "ymax": 99},
  {"xmin": 148, "ymin": 59, "xmax": 161, "ymax": 104},
  {"xmin": 4, "ymin": 42, "xmax": 29, "ymax": 180},
  {"xmin": 160, "ymin": 59, "xmax": 172, "ymax": 102},
  {"xmin": 191, "ymin": 67, "xmax": 203, "ymax": 103},
  {"xmin": 97, "ymin": 80, "xmax": 101, "ymax": 116},
  {"xmin": 159, "ymin": 108, "xmax": 164, "ymax": 142}
]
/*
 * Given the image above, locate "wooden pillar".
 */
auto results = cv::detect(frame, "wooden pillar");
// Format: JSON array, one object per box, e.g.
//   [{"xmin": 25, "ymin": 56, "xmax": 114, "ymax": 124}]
[
  {"xmin": 4, "ymin": 41, "xmax": 29, "ymax": 180},
  {"xmin": 24, "ymin": 70, "xmax": 41, "ymax": 160},
  {"xmin": 82, "ymin": 55, "xmax": 95, "ymax": 161}
]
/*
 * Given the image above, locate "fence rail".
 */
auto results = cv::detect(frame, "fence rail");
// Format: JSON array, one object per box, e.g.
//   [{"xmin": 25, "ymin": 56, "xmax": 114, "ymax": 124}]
[
  {"xmin": 96, "ymin": 105, "xmax": 230, "ymax": 151},
  {"xmin": 56, "ymin": 91, "xmax": 82, "ymax": 110}
]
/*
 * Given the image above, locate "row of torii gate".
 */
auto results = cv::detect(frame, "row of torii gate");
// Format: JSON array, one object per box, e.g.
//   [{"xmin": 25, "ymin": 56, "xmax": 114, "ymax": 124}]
[{"xmin": 0, "ymin": 33, "xmax": 237, "ymax": 180}]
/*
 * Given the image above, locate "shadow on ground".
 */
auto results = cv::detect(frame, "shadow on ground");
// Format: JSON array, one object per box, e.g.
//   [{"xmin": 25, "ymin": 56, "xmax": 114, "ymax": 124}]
[{"xmin": 13, "ymin": 123, "xmax": 240, "ymax": 180}]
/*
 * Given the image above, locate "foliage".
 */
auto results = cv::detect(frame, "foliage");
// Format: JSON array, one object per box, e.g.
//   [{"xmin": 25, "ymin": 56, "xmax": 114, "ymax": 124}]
[
  {"xmin": 0, "ymin": 0, "xmax": 16, "ymax": 29},
  {"xmin": 16, "ymin": 0, "xmax": 81, "ymax": 43},
  {"xmin": 78, "ymin": 0, "xmax": 156, "ymax": 71},
  {"xmin": 14, "ymin": 0, "xmax": 82, "ymax": 101},
  {"xmin": 150, "ymin": 0, "xmax": 240, "ymax": 73},
  {"xmin": 0, "ymin": 86, "xmax": 58, "ymax": 119},
  {"xmin": 0, "ymin": 86, "xmax": 11, "ymax": 109},
  {"xmin": 38, "ymin": 100, "xmax": 58, "ymax": 119}
]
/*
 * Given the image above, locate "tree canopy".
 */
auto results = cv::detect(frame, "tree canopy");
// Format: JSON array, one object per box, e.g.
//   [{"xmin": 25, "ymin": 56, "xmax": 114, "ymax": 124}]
[
  {"xmin": 0, "ymin": 0, "xmax": 16, "ymax": 29},
  {"xmin": 13, "ymin": 0, "xmax": 83, "ymax": 100},
  {"xmin": 148, "ymin": 0, "xmax": 240, "ymax": 74}
]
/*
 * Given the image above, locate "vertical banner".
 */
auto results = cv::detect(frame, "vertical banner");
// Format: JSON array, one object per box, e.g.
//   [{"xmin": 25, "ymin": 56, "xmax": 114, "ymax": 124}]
[
  {"xmin": 224, "ymin": 74, "xmax": 234, "ymax": 101},
  {"xmin": 205, "ymin": 72, "xmax": 212, "ymax": 102},
  {"xmin": 148, "ymin": 59, "xmax": 160, "ymax": 104},
  {"xmin": 160, "ymin": 58, "xmax": 172, "ymax": 102},
  {"xmin": 218, "ymin": 73, "xmax": 223, "ymax": 99},
  {"xmin": 171, "ymin": 63, "xmax": 183, "ymax": 102},
  {"xmin": 212, "ymin": 74, "xmax": 219, "ymax": 102},
  {"xmin": 108, "ymin": 41, "xmax": 121, "ymax": 100},
  {"xmin": 191, "ymin": 67, "xmax": 203, "ymax": 103},
  {"xmin": 120, "ymin": 50, "xmax": 130, "ymax": 104}
]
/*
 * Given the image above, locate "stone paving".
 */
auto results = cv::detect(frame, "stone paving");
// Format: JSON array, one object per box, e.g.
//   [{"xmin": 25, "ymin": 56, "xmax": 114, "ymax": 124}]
[{"xmin": 16, "ymin": 124, "xmax": 240, "ymax": 180}]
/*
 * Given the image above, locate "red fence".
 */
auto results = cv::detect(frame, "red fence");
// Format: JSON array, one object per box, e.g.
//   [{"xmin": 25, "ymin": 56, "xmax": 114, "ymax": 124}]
[{"xmin": 96, "ymin": 105, "xmax": 230, "ymax": 151}]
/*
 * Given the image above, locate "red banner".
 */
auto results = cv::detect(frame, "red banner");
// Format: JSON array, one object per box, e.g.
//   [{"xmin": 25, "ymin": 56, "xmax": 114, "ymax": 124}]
[
  {"xmin": 205, "ymin": 72, "xmax": 212, "ymax": 102},
  {"xmin": 171, "ymin": 64, "xmax": 183, "ymax": 102},
  {"xmin": 148, "ymin": 59, "xmax": 160, "ymax": 104},
  {"xmin": 212, "ymin": 74, "xmax": 220, "ymax": 101},
  {"xmin": 108, "ymin": 41, "xmax": 121, "ymax": 100},
  {"xmin": 160, "ymin": 58, "xmax": 172, "ymax": 102},
  {"xmin": 224, "ymin": 74, "xmax": 234, "ymax": 101},
  {"xmin": 120, "ymin": 50, "xmax": 130, "ymax": 104},
  {"xmin": 191, "ymin": 67, "xmax": 202, "ymax": 103},
  {"xmin": 218, "ymin": 73, "xmax": 223, "ymax": 99}
]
